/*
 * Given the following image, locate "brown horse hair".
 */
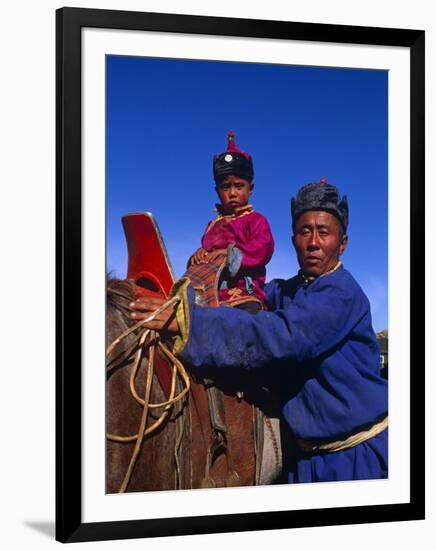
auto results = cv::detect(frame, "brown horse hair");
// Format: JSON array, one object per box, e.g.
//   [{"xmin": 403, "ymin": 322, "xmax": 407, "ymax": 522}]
[{"xmin": 107, "ymin": 276, "xmax": 137, "ymax": 327}]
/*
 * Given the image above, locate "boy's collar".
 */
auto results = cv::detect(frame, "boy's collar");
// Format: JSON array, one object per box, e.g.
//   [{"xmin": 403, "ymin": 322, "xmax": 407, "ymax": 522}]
[{"xmin": 214, "ymin": 204, "xmax": 253, "ymax": 217}]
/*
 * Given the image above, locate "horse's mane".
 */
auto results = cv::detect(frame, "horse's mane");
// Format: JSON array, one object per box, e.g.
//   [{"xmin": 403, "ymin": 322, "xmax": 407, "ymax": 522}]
[{"xmin": 107, "ymin": 275, "xmax": 137, "ymax": 326}]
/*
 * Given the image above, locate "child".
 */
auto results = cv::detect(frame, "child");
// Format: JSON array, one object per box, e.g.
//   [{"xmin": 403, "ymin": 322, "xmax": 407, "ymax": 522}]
[{"xmin": 190, "ymin": 130, "xmax": 274, "ymax": 312}]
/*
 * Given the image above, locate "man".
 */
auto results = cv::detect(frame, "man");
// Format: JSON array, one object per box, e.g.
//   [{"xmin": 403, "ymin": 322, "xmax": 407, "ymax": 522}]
[{"xmin": 131, "ymin": 179, "xmax": 388, "ymax": 483}]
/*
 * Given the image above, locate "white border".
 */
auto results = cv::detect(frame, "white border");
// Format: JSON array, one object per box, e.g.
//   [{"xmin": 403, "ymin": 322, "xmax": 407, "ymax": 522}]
[{"xmin": 82, "ymin": 28, "xmax": 410, "ymax": 524}]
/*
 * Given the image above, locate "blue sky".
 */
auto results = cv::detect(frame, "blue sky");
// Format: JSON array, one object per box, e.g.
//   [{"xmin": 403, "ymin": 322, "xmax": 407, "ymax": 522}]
[{"xmin": 106, "ymin": 56, "xmax": 388, "ymax": 331}]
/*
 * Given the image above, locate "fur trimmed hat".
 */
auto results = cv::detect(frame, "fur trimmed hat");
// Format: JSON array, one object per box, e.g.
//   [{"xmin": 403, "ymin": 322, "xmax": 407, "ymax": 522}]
[{"xmin": 291, "ymin": 178, "xmax": 349, "ymax": 232}]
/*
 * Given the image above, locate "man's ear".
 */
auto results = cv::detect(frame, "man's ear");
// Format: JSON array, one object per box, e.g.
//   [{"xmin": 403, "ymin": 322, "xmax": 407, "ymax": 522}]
[
  {"xmin": 249, "ymin": 182, "xmax": 254, "ymax": 195},
  {"xmin": 339, "ymin": 234, "xmax": 348, "ymax": 256},
  {"xmin": 291, "ymin": 234, "xmax": 296, "ymax": 249}
]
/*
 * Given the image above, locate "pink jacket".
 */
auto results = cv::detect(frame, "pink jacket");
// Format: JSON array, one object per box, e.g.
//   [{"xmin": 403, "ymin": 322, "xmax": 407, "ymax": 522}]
[{"xmin": 201, "ymin": 204, "xmax": 274, "ymax": 307}]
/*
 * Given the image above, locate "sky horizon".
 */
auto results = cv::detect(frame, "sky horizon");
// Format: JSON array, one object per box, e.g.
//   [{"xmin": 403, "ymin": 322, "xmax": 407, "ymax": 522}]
[{"xmin": 106, "ymin": 55, "xmax": 388, "ymax": 331}]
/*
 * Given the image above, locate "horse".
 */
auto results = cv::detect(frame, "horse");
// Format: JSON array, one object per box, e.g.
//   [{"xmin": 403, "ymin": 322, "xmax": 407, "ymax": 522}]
[{"xmin": 106, "ymin": 276, "xmax": 283, "ymax": 493}]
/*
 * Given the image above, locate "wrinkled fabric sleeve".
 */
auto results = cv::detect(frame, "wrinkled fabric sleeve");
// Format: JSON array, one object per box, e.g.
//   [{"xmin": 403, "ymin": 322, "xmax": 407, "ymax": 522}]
[
  {"xmin": 237, "ymin": 214, "xmax": 274, "ymax": 269},
  {"xmin": 186, "ymin": 221, "xmax": 214, "ymax": 268},
  {"xmin": 178, "ymin": 277, "xmax": 368, "ymax": 368},
  {"xmin": 200, "ymin": 221, "xmax": 213, "ymax": 250},
  {"xmin": 264, "ymin": 279, "xmax": 281, "ymax": 311}
]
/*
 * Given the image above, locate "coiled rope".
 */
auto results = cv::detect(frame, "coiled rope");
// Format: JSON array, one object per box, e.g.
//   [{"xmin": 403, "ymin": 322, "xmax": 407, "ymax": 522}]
[{"xmin": 106, "ymin": 294, "xmax": 191, "ymax": 492}]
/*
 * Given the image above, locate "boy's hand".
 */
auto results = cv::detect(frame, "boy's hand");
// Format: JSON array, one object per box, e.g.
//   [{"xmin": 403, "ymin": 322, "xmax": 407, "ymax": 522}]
[
  {"xmin": 206, "ymin": 248, "xmax": 227, "ymax": 262},
  {"xmin": 190, "ymin": 247, "xmax": 228, "ymax": 265},
  {"xmin": 190, "ymin": 247, "xmax": 209, "ymax": 265}
]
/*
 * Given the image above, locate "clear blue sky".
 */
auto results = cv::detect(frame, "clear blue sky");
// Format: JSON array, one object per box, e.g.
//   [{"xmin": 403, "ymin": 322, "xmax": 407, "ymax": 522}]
[{"xmin": 106, "ymin": 55, "xmax": 388, "ymax": 331}]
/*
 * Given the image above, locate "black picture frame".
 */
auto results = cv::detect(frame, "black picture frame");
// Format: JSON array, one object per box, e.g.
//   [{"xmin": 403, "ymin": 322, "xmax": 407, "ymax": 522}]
[{"xmin": 56, "ymin": 6, "xmax": 425, "ymax": 543}]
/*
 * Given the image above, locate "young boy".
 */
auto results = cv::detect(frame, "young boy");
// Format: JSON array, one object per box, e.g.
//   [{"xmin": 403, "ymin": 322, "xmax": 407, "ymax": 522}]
[{"xmin": 190, "ymin": 130, "xmax": 274, "ymax": 312}]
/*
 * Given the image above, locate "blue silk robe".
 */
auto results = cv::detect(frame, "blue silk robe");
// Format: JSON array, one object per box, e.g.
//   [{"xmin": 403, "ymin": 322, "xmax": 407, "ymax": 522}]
[{"xmin": 178, "ymin": 265, "xmax": 388, "ymax": 483}]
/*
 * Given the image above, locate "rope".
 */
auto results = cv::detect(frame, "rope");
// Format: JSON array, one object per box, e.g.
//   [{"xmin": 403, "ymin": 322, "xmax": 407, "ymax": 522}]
[
  {"xmin": 173, "ymin": 376, "xmax": 187, "ymax": 490},
  {"xmin": 264, "ymin": 416, "xmax": 280, "ymax": 472},
  {"xmin": 296, "ymin": 416, "xmax": 388, "ymax": 454},
  {"xmin": 119, "ymin": 332, "xmax": 155, "ymax": 493},
  {"xmin": 106, "ymin": 294, "xmax": 191, "ymax": 492},
  {"xmin": 106, "ymin": 295, "xmax": 181, "ymax": 356}
]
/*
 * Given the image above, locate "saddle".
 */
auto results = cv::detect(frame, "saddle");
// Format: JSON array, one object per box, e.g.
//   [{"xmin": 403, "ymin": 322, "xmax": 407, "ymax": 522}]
[{"xmin": 122, "ymin": 212, "xmax": 263, "ymax": 488}]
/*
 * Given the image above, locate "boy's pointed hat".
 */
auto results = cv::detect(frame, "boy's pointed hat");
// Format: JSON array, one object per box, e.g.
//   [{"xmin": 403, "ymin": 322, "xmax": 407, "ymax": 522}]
[{"xmin": 213, "ymin": 130, "xmax": 254, "ymax": 182}]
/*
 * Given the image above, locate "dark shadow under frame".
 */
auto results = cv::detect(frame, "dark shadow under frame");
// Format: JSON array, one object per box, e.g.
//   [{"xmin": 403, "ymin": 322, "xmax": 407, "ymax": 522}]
[{"xmin": 56, "ymin": 7, "xmax": 425, "ymax": 543}]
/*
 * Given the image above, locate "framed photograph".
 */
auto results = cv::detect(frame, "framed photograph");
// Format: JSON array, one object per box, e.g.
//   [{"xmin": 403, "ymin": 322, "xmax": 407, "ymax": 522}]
[{"xmin": 56, "ymin": 7, "xmax": 425, "ymax": 543}]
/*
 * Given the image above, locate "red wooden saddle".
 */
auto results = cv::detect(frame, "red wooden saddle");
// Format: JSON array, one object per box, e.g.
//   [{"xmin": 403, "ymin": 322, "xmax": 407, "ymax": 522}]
[
  {"xmin": 122, "ymin": 212, "xmax": 260, "ymax": 488},
  {"xmin": 121, "ymin": 212, "xmax": 228, "ymax": 397}
]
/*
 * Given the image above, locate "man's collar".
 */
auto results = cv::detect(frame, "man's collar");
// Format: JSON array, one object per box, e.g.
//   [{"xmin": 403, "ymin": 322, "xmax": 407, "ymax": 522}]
[{"xmin": 298, "ymin": 261, "xmax": 342, "ymax": 287}]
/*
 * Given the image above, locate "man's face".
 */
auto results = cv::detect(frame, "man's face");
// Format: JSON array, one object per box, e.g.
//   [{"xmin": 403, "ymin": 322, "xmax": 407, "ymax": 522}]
[
  {"xmin": 292, "ymin": 210, "xmax": 348, "ymax": 277},
  {"xmin": 215, "ymin": 175, "xmax": 253, "ymax": 214}
]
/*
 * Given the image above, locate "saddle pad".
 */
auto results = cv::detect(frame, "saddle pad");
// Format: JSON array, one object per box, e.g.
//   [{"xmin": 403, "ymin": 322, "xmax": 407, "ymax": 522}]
[{"xmin": 183, "ymin": 254, "xmax": 227, "ymax": 307}]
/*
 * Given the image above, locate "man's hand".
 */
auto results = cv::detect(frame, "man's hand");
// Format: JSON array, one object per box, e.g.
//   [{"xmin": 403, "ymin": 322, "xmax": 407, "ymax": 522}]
[{"xmin": 129, "ymin": 296, "xmax": 179, "ymax": 334}]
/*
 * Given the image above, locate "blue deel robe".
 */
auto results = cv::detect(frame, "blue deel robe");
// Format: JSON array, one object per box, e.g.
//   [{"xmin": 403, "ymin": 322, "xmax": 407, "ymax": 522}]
[{"xmin": 177, "ymin": 265, "xmax": 388, "ymax": 483}]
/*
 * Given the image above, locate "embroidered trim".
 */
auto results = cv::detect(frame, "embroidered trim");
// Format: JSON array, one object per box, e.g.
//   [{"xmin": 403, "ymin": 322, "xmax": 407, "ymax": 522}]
[
  {"xmin": 215, "ymin": 203, "xmax": 253, "ymax": 216},
  {"xmin": 300, "ymin": 260, "xmax": 342, "ymax": 286},
  {"xmin": 227, "ymin": 288, "xmax": 243, "ymax": 299},
  {"xmin": 322, "ymin": 260, "xmax": 342, "ymax": 278},
  {"xmin": 219, "ymin": 296, "xmax": 264, "ymax": 308},
  {"xmin": 244, "ymin": 275, "xmax": 254, "ymax": 294},
  {"xmin": 169, "ymin": 277, "xmax": 192, "ymax": 355},
  {"xmin": 205, "ymin": 205, "xmax": 254, "ymax": 234}
]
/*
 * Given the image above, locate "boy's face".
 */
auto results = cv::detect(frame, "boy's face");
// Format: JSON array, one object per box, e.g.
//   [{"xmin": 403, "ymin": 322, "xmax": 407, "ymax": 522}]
[{"xmin": 215, "ymin": 175, "xmax": 253, "ymax": 214}]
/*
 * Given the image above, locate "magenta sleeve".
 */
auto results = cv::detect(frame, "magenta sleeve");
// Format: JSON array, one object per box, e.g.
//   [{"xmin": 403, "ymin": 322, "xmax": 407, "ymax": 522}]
[{"xmin": 238, "ymin": 214, "xmax": 274, "ymax": 268}]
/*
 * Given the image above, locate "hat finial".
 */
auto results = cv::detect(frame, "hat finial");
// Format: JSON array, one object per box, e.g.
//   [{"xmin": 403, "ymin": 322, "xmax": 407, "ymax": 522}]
[{"xmin": 227, "ymin": 129, "xmax": 237, "ymax": 152}]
